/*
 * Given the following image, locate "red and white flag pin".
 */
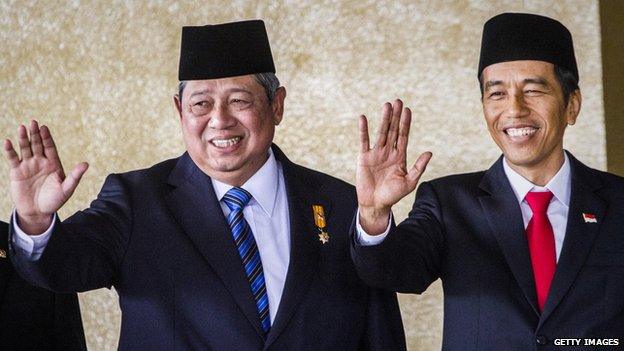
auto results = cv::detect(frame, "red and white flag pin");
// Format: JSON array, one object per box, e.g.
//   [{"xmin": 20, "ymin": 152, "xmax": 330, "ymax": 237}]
[{"xmin": 582, "ymin": 213, "xmax": 597, "ymax": 223}]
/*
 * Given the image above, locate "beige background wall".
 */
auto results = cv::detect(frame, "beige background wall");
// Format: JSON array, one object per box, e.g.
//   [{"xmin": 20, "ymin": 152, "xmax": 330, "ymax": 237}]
[
  {"xmin": 601, "ymin": 0, "xmax": 624, "ymax": 177},
  {"xmin": 0, "ymin": 1, "xmax": 605, "ymax": 350}
]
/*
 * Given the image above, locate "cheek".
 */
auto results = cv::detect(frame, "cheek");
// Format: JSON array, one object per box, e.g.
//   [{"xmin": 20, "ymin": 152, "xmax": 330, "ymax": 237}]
[
  {"xmin": 483, "ymin": 113, "xmax": 498, "ymax": 132},
  {"xmin": 242, "ymin": 113, "xmax": 274, "ymax": 139},
  {"xmin": 182, "ymin": 117, "xmax": 209, "ymax": 140}
]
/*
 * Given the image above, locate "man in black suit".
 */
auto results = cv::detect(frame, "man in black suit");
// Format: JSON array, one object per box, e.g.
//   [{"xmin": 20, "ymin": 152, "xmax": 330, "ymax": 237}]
[
  {"xmin": 4, "ymin": 20, "xmax": 405, "ymax": 350},
  {"xmin": 0, "ymin": 221, "xmax": 86, "ymax": 351},
  {"xmin": 352, "ymin": 13, "xmax": 624, "ymax": 350}
]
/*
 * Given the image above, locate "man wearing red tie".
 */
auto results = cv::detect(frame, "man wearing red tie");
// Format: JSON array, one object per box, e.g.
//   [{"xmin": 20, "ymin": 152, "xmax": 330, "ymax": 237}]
[{"xmin": 352, "ymin": 13, "xmax": 624, "ymax": 350}]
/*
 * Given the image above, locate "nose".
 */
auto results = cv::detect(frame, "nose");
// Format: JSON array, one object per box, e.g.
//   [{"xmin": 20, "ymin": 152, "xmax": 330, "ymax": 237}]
[
  {"xmin": 208, "ymin": 102, "xmax": 237, "ymax": 129},
  {"xmin": 503, "ymin": 93, "xmax": 530, "ymax": 119}
]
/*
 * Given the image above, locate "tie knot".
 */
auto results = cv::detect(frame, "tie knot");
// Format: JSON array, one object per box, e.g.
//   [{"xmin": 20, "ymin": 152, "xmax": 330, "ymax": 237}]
[
  {"xmin": 525, "ymin": 191, "xmax": 553, "ymax": 214},
  {"xmin": 223, "ymin": 187, "xmax": 252, "ymax": 211}
]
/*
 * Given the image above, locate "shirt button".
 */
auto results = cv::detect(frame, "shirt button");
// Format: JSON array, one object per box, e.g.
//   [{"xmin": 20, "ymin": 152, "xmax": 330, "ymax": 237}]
[{"xmin": 536, "ymin": 335, "xmax": 548, "ymax": 345}]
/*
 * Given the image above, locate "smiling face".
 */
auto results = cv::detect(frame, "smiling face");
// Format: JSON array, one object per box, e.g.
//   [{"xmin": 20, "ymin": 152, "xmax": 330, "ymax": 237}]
[
  {"xmin": 481, "ymin": 60, "xmax": 581, "ymax": 184},
  {"xmin": 174, "ymin": 75, "xmax": 286, "ymax": 186}
]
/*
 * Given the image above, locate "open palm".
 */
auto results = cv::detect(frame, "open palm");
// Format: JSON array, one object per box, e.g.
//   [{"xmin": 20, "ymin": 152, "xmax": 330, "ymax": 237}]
[
  {"xmin": 356, "ymin": 100, "xmax": 432, "ymax": 233},
  {"xmin": 4, "ymin": 121, "xmax": 88, "ymax": 232}
]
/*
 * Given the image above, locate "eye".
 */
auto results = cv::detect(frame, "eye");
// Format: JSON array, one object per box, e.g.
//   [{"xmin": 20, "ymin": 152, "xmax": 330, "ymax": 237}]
[
  {"xmin": 524, "ymin": 89, "xmax": 544, "ymax": 96},
  {"xmin": 487, "ymin": 91, "xmax": 505, "ymax": 100},
  {"xmin": 193, "ymin": 101, "xmax": 210, "ymax": 107},
  {"xmin": 230, "ymin": 98, "xmax": 252, "ymax": 108},
  {"xmin": 189, "ymin": 100, "xmax": 211, "ymax": 116}
]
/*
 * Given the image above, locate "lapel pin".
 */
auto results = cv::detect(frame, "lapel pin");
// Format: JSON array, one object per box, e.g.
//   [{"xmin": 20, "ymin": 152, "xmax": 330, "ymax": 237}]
[
  {"xmin": 0, "ymin": 249, "xmax": 6, "ymax": 259},
  {"xmin": 312, "ymin": 205, "xmax": 330, "ymax": 244},
  {"xmin": 582, "ymin": 213, "xmax": 597, "ymax": 223}
]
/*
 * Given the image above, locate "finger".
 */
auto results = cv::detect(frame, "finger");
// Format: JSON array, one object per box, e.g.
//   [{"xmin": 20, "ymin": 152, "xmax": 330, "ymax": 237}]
[
  {"xmin": 17, "ymin": 124, "xmax": 33, "ymax": 159},
  {"xmin": 396, "ymin": 107, "xmax": 412, "ymax": 154},
  {"xmin": 386, "ymin": 99, "xmax": 403, "ymax": 148},
  {"xmin": 374, "ymin": 102, "xmax": 392, "ymax": 148},
  {"xmin": 359, "ymin": 115, "xmax": 370, "ymax": 153},
  {"xmin": 29, "ymin": 120, "xmax": 44, "ymax": 156},
  {"xmin": 4, "ymin": 139, "xmax": 20, "ymax": 168},
  {"xmin": 61, "ymin": 162, "xmax": 89, "ymax": 197},
  {"xmin": 40, "ymin": 125, "xmax": 60, "ymax": 160},
  {"xmin": 407, "ymin": 151, "xmax": 433, "ymax": 187}
]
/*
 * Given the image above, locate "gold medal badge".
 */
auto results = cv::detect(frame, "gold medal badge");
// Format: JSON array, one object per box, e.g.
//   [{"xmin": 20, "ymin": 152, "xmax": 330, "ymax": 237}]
[{"xmin": 312, "ymin": 205, "xmax": 330, "ymax": 244}]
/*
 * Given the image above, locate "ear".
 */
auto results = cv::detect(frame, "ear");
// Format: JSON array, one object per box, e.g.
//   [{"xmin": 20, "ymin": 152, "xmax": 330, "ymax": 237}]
[
  {"xmin": 174, "ymin": 94, "xmax": 183, "ymax": 121},
  {"xmin": 271, "ymin": 87, "xmax": 287, "ymax": 125},
  {"xmin": 565, "ymin": 89, "xmax": 582, "ymax": 125}
]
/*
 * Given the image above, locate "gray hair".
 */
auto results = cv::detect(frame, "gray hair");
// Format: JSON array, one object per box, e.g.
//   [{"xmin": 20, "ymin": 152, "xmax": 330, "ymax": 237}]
[{"xmin": 177, "ymin": 72, "xmax": 280, "ymax": 102}]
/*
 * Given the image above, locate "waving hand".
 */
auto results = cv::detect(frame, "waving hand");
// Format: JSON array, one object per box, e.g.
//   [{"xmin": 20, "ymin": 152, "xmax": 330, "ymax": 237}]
[
  {"xmin": 357, "ymin": 100, "xmax": 432, "ymax": 235},
  {"xmin": 4, "ymin": 121, "xmax": 88, "ymax": 234}
]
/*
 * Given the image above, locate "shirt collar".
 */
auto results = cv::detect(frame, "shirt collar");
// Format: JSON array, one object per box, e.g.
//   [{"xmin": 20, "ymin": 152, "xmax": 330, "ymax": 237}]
[
  {"xmin": 502, "ymin": 152, "xmax": 571, "ymax": 207},
  {"xmin": 211, "ymin": 148, "xmax": 280, "ymax": 216}
]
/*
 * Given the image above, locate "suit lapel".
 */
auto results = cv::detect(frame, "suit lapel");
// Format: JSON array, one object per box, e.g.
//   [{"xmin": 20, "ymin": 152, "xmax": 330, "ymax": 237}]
[
  {"xmin": 539, "ymin": 153, "xmax": 606, "ymax": 325},
  {"xmin": 164, "ymin": 153, "xmax": 264, "ymax": 338},
  {"xmin": 478, "ymin": 157, "xmax": 540, "ymax": 315},
  {"xmin": 265, "ymin": 146, "xmax": 325, "ymax": 347}
]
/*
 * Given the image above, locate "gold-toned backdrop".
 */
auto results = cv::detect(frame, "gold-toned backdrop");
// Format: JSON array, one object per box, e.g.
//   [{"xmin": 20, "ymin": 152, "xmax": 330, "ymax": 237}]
[{"xmin": 0, "ymin": 1, "xmax": 605, "ymax": 350}]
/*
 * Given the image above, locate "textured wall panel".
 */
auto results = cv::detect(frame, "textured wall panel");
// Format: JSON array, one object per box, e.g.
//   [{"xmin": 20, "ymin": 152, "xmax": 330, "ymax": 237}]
[{"xmin": 0, "ymin": 1, "xmax": 604, "ymax": 350}]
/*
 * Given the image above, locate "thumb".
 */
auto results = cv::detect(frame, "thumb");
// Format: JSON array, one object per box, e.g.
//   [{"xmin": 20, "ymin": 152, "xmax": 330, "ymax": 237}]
[
  {"xmin": 406, "ymin": 152, "xmax": 432, "ymax": 188},
  {"xmin": 61, "ymin": 162, "xmax": 89, "ymax": 197}
]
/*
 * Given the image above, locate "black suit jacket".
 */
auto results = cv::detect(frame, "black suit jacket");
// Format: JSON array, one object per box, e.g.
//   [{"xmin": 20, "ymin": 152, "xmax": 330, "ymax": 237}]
[
  {"xmin": 352, "ymin": 152, "xmax": 624, "ymax": 350},
  {"xmin": 1, "ymin": 222, "xmax": 86, "ymax": 351},
  {"xmin": 11, "ymin": 145, "xmax": 405, "ymax": 351}
]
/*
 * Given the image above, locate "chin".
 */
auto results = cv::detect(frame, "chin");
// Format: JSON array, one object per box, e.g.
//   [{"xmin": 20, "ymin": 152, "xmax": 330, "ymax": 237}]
[
  {"xmin": 505, "ymin": 152, "xmax": 544, "ymax": 168},
  {"xmin": 209, "ymin": 160, "xmax": 243, "ymax": 173},
  {"xmin": 503, "ymin": 147, "xmax": 537, "ymax": 166}
]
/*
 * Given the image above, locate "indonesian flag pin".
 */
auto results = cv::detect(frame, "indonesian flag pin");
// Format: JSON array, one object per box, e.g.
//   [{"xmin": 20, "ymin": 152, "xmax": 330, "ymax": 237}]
[{"xmin": 582, "ymin": 213, "xmax": 597, "ymax": 223}]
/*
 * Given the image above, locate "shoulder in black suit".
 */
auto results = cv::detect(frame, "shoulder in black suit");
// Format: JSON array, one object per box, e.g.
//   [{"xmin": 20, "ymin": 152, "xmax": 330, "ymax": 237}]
[
  {"xmin": 10, "ymin": 145, "xmax": 406, "ymax": 351},
  {"xmin": 0, "ymin": 221, "xmax": 86, "ymax": 351},
  {"xmin": 352, "ymin": 152, "xmax": 624, "ymax": 350}
]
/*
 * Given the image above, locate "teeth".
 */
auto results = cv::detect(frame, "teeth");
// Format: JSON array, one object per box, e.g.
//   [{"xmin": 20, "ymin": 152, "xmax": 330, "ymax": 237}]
[
  {"xmin": 211, "ymin": 137, "xmax": 241, "ymax": 148},
  {"xmin": 506, "ymin": 127, "xmax": 537, "ymax": 137}
]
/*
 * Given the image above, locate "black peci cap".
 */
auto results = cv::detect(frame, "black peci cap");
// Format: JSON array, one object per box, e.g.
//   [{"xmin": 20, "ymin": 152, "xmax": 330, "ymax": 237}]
[
  {"xmin": 477, "ymin": 13, "xmax": 578, "ymax": 81},
  {"xmin": 178, "ymin": 20, "xmax": 276, "ymax": 81}
]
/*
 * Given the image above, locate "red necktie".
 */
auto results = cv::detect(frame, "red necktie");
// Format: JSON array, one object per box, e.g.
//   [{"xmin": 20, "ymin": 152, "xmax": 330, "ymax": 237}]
[{"xmin": 525, "ymin": 191, "xmax": 556, "ymax": 312}]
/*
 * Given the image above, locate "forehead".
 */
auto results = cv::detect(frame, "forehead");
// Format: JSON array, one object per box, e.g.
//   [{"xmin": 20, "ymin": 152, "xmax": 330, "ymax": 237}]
[
  {"xmin": 482, "ymin": 60, "xmax": 556, "ymax": 83},
  {"xmin": 184, "ymin": 74, "xmax": 262, "ymax": 96}
]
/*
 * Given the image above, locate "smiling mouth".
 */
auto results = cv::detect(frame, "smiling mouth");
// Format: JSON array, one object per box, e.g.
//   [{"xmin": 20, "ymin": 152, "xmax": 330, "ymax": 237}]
[
  {"xmin": 211, "ymin": 137, "xmax": 241, "ymax": 148},
  {"xmin": 504, "ymin": 127, "xmax": 538, "ymax": 138}
]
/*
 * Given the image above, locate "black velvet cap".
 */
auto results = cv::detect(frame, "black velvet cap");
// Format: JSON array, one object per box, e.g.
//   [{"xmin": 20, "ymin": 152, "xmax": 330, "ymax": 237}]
[
  {"xmin": 178, "ymin": 20, "xmax": 275, "ymax": 80},
  {"xmin": 478, "ymin": 13, "xmax": 578, "ymax": 81}
]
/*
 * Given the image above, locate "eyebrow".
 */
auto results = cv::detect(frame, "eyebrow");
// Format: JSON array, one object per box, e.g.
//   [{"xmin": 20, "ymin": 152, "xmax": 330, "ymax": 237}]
[
  {"xmin": 484, "ymin": 80, "xmax": 503, "ymax": 90},
  {"xmin": 522, "ymin": 77, "xmax": 549, "ymax": 87},
  {"xmin": 483, "ymin": 77, "xmax": 549, "ymax": 90},
  {"xmin": 189, "ymin": 87, "xmax": 253, "ymax": 99}
]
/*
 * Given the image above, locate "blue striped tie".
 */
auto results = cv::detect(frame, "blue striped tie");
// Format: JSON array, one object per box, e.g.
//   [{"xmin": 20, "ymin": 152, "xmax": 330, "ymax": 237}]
[{"xmin": 222, "ymin": 187, "xmax": 271, "ymax": 336}]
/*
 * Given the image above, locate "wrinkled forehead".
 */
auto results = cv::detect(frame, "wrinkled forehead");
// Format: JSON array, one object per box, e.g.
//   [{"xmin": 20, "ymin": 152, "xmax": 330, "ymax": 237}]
[
  {"xmin": 183, "ymin": 75, "xmax": 262, "ymax": 98},
  {"xmin": 481, "ymin": 60, "xmax": 556, "ymax": 86}
]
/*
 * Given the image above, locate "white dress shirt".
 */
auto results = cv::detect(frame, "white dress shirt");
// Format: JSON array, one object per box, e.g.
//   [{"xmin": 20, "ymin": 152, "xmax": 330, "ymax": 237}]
[
  {"xmin": 357, "ymin": 153, "xmax": 572, "ymax": 262},
  {"xmin": 12, "ymin": 148, "xmax": 291, "ymax": 323},
  {"xmin": 211, "ymin": 148, "xmax": 290, "ymax": 323},
  {"xmin": 502, "ymin": 154, "xmax": 571, "ymax": 261}
]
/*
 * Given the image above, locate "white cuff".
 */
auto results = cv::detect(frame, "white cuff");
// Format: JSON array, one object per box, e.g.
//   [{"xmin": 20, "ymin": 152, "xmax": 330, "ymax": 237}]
[
  {"xmin": 11, "ymin": 209, "xmax": 56, "ymax": 261},
  {"xmin": 355, "ymin": 208, "xmax": 392, "ymax": 246}
]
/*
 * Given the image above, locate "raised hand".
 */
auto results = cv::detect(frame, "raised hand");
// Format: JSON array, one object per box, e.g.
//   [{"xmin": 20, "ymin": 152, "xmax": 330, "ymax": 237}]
[
  {"xmin": 357, "ymin": 99, "xmax": 432, "ymax": 235},
  {"xmin": 4, "ymin": 120, "xmax": 88, "ymax": 234}
]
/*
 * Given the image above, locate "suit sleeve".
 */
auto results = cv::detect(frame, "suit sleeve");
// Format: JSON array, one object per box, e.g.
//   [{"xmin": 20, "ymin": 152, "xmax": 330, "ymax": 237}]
[
  {"xmin": 52, "ymin": 293, "xmax": 87, "ymax": 351},
  {"xmin": 351, "ymin": 181, "xmax": 445, "ymax": 294},
  {"xmin": 362, "ymin": 287, "xmax": 407, "ymax": 351},
  {"xmin": 10, "ymin": 174, "xmax": 132, "ymax": 293}
]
